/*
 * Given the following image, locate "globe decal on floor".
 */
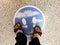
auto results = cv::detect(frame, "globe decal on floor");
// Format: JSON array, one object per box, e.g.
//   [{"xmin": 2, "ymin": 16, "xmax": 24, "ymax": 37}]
[{"xmin": 13, "ymin": 6, "xmax": 45, "ymax": 36}]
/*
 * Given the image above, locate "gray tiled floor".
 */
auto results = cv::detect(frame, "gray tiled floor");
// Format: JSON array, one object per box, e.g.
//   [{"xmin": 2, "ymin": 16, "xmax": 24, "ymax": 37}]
[{"xmin": 0, "ymin": 0, "xmax": 60, "ymax": 45}]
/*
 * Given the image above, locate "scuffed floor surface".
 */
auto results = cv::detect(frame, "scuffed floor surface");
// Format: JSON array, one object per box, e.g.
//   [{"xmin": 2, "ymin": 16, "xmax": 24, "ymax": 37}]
[{"xmin": 0, "ymin": 0, "xmax": 60, "ymax": 45}]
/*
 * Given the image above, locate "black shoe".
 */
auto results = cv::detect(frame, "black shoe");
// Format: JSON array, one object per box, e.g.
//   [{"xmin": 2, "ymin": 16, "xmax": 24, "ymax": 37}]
[
  {"xmin": 14, "ymin": 22, "xmax": 23, "ymax": 33},
  {"xmin": 33, "ymin": 25, "xmax": 42, "ymax": 36}
]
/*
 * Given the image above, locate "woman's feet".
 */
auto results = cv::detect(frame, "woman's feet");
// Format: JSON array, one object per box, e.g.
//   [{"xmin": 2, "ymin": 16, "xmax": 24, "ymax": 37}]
[
  {"xmin": 14, "ymin": 23, "xmax": 42, "ymax": 38},
  {"xmin": 14, "ymin": 22, "xmax": 23, "ymax": 35},
  {"xmin": 33, "ymin": 25, "xmax": 42, "ymax": 39}
]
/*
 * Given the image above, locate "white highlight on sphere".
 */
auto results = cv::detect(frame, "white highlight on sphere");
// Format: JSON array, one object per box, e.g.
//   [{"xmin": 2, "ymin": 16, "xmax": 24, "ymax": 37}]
[
  {"xmin": 33, "ymin": 24, "xmax": 36, "ymax": 27},
  {"xmin": 15, "ymin": 10, "xmax": 40, "ymax": 18},
  {"xmin": 37, "ymin": 19, "xmax": 43, "ymax": 22},
  {"xmin": 22, "ymin": 25, "xmax": 28, "ymax": 28},
  {"xmin": 32, "ymin": 17, "xmax": 37, "ymax": 24},
  {"xmin": 22, "ymin": 18, "xmax": 26, "ymax": 25}
]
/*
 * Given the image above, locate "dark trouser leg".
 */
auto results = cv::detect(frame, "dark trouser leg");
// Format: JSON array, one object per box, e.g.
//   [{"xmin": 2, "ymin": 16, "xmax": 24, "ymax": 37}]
[
  {"xmin": 15, "ymin": 32, "xmax": 27, "ymax": 45},
  {"xmin": 29, "ymin": 37, "xmax": 41, "ymax": 45}
]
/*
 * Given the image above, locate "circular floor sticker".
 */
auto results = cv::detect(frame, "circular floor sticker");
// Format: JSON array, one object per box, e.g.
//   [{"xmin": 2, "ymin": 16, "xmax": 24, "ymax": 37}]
[{"xmin": 13, "ymin": 6, "xmax": 45, "ymax": 36}]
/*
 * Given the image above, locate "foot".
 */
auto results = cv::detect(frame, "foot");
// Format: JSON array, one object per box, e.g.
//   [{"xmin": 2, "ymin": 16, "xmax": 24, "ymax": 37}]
[
  {"xmin": 33, "ymin": 25, "xmax": 42, "ymax": 38},
  {"xmin": 14, "ymin": 22, "xmax": 23, "ymax": 34}
]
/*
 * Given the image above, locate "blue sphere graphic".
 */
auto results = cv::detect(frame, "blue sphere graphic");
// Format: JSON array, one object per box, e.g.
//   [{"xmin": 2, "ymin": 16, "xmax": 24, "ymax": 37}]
[{"xmin": 13, "ymin": 6, "xmax": 45, "ymax": 36}]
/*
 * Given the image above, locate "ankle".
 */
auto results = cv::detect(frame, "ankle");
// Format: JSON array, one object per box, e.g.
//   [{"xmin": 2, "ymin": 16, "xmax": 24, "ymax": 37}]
[
  {"xmin": 33, "ymin": 33, "xmax": 41, "ymax": 39},
  {"xmin": 16, "ymin": 30, "xmax": 23, "ymax": 35}
]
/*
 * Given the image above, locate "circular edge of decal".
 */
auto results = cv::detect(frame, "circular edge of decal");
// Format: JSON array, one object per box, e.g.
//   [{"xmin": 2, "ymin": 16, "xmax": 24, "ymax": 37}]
[{"xmin": 13, "ymin": 5, "xmax": 45, "ymax": 30}]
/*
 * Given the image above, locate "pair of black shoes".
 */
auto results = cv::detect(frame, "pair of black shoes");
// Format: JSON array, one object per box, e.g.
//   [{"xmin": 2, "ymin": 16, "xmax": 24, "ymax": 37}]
[{"xmin": 14, "ymin": 22, "xmax": 42, "ymax": 36}]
